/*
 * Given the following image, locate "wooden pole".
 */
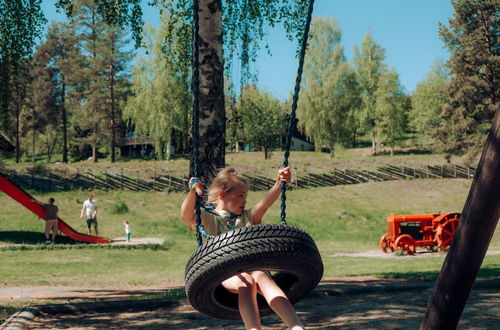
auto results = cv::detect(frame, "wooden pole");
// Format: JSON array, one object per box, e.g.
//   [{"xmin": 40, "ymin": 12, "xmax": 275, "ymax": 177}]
[{"xmin": 421, "ymin": 105, "xmax": 500, "ymax": 329}]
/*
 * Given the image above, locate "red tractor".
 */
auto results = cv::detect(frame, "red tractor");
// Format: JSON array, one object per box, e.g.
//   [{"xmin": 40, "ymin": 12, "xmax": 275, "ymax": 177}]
[{"xmin": 379, "ymin": 212, "xmax": 460, "ymax": 255}]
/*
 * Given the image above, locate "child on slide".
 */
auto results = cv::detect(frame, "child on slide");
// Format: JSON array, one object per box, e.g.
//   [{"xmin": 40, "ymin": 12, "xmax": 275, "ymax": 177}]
[{"xmin": 180, "ymin": 167, "xmax": 304, "ymax": 330}]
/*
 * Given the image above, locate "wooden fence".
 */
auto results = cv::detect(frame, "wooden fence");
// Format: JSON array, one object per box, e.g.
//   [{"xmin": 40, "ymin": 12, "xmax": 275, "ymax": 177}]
[{"xmin": 0, "ymin": 164, "xmax": 475, "ymax": 194}]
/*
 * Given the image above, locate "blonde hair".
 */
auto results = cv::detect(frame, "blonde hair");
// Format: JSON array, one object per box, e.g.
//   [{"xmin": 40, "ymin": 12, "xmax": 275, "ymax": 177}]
[{"xmin": 207, "ymin": 168, "xmax": 248, "ymax": 205}]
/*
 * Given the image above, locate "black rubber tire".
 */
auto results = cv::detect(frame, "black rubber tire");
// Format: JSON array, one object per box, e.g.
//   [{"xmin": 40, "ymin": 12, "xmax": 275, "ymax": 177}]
[{"xmin": 185, "ymin": 224, "xmax": 324, "ymax": 320}]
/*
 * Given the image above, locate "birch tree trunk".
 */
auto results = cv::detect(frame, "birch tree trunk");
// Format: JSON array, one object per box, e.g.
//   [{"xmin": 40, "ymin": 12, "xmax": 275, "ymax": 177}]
[{"xmin": 192, "ymin": 0, "xmax": 225, "ymax": 180}]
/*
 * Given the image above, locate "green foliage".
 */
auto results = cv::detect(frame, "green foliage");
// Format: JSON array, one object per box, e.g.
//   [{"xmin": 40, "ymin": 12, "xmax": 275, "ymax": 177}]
[
  {"xmin": 64, "ymin": 0, "xmax": 132, "ymax": 163},
  {"xmin": 374, "ymin": 69, "xmax": 408, "ymax": 153},
  {"xmin": 238, "ymin": 85, "xmax": 286, "ymax": 159},
  {"xmin": 22, "ymin": 27, "xmax": 65, "ymax": 163},
  {"xmin": 299, "ymin": 18, "xmax": 362, "ymax": 157},
  {"xmin": 353, "ymin": 31, "xmax": 388, "ymax": 154},
  {"xmin": 155, "ymin": 0, "xmax": 312, "ymax": 176},
  {"xmin": 110, "ymin": 201, "xmax": 129, "ymax": 214},
  {"xmin": 410, "ymin": 60, "xmax": 450, "ymax": 132},
  {"xmin": 436, "ymin": 0, "xmax": 499, "ymax": 162},
  {"xmin": 124, "ymin": 24, "xmax": 190, "ymax": 160},
  {"xmin": 0, "ymin": 0, "xmax": 46, "ymax": 136},
  {"xmin": 410, "ymin": 59, "xmax": 450, "ymax": 148},
  {"xmin": 56, "ymin": 0, "xmax": 144, "ymax": 48}
]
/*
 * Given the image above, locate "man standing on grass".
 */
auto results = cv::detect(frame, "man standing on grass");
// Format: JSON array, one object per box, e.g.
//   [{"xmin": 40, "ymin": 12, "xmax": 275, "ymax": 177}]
[
  {"xmin": 34, "ymin": 198, "xmax": 59, "ymax": 243},
  {"xmin": 80, "ymin": 194, "xmax": 98, "ymax": 235}
]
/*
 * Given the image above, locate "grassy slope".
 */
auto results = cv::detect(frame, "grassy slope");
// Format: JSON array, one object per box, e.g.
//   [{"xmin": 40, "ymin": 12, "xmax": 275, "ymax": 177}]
[{"xmin": 0, "ymin": 150, "xmax": 498, "ymax": 288}]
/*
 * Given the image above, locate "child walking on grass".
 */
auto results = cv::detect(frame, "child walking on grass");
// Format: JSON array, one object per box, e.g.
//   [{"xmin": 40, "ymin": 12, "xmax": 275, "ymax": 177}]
[
  {"xmin": 123, "ymin": 220, "xmax": 131, "ymax": 243},
  {"xmin": 180, "ymin": 167, "xmax": 304, "ymax": 330}
]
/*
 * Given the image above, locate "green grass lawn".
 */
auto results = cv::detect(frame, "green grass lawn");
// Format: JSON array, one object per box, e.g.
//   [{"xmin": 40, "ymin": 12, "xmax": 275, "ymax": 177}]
[
  {"xmin": 1, "ymin": 175, "xmax": 498, "ymax": 287},
  {"xmin": 2, "ymin": 148, "xmax": 469, "ymax": 180},
  {"xmin": 1, "ymin": 151, "xmax": 498, "ymax": 280},
  {"xmin": 1, "ymin": 151, "xmax": 499, "ymax": 324}
]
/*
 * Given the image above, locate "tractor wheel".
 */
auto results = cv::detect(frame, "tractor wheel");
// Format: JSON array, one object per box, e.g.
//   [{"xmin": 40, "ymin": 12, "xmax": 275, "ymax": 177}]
[
  {"xmin": 394, "ymin": 234, "xmax": 416, "ymax": 255},
  {"xmin": 435, "ymin": 219, "xmax": 458, "ymax": 251},
  {"xmin": 434, "ymin": 212, "xmax": 460, "ymax": 226},
  {"xmin": 379, "ymin": 233, "xmax": 394, "ymax": 253}
]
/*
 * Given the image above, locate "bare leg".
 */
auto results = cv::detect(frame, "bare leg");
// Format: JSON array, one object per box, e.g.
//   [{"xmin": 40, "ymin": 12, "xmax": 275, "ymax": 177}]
[
  {"xmin": 252, "ymin": 271, "xmax": 303, "ymax": 329},
  {"xmin": 222, "ymin": 273, "xmax": 261, "ymax": 330},
  {"xmin": 44, "ymin": 222, "xmax": 51, "ymax": 240},
  {"xmin": 51, "ymin": 220, "xmax": 58, "ymax": 241}
]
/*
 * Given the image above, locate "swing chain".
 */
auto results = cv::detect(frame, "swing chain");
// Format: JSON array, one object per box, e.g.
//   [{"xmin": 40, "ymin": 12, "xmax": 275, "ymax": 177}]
[
  {"xmin": 281, "ymin": 0, "xmax": 315, "ymax": 225},
  {"xmin": 192, "ymin": 0, "xmax": 204, "ymax": 247}
]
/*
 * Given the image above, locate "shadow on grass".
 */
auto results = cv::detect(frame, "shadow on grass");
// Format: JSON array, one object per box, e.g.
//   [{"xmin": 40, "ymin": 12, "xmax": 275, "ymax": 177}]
[
  {"xmin": 0, "ymin": 306, "xmax": 19, "ymax": 325},
  {"xmin": 0, "ymin": 231, "xmax": 76, "ymax": 245},
  {"xmin": 380, "ymin": 266, "xmax": 500, "ymax": 281}
]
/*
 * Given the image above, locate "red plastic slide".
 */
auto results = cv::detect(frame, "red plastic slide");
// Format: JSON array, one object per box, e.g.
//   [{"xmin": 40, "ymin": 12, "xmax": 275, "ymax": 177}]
[{"xmin": 0, "ymin": 173, "xmax": 109, "ymax": 244}]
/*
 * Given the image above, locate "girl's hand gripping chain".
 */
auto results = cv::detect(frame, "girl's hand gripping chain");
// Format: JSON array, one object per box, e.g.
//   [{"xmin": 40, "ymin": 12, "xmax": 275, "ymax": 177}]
[
  {"xmin": 278, "ymin": 166, "xmax": 292, "ymax": 184},
  {"xmin": 189, "ymin": 177, "xmax": 203, "ymax": 196}
]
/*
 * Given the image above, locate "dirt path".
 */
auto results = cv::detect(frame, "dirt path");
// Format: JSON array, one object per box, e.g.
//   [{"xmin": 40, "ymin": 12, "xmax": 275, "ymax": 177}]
[{"xmin": 2, "ymin": 277, "xmax": 499, "ymax": 329}]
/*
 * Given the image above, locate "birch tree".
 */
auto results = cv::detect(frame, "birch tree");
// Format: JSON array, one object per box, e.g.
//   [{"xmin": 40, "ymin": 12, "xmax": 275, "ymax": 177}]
[
  {"xmin": 353, "ymin": 31, "xmax": 387, "ymax": 155},
  {"xmin": 298, "ymin": 17, "xmax": 361, "ymax": 157}
]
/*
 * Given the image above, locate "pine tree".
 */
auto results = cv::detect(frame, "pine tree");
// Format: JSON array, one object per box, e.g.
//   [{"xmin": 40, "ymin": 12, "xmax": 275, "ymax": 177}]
[
  {"xmin": 23, "ymin": 47, "xmax": 58, "ymax": 162},
  {"xmin": 33, "ymin": 22, "xmax": 79, "ymax": 163},
  {"xmin": 65, "ymin": 0, "xmax": 132, "ymax": 162},
  {"xmin": 436, "ymin": 0, "xmax": 499, "ymax": 162},
  {"xmin": 0, "ymin": 0, "xmax": 46, "ymax": 162},
  {"xmin": 98, "ymin": 26, "xmax": 132, "ymax": 162}
]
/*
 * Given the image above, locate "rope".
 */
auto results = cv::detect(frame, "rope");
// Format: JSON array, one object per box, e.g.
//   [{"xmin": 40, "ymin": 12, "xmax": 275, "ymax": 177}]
[
  {"xmin": 280, "ymin": 0, "xmax": 315, "ymax": 225},
  {"xmin": 191, "ymin": 0, "xmax": 206, "ymax": 247}
]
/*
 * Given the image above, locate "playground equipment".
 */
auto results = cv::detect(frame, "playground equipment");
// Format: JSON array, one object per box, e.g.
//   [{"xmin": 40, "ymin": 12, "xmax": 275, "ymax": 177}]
[
  {"xmin": 380, "ymin": 212, "xmax": 461, "ymax": 255},
  {"xmin": 0, "ymin": 173, "xmax": 109, "ymax": 244},
  {"xmin": 184, "ymin": 0, "xmax": 322, "ymax": 320}
]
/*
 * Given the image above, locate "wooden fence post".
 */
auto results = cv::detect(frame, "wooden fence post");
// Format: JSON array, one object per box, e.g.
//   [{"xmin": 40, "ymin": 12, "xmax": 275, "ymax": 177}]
[{"xmin": 421, "ymin": 106, "xmax": 500, "ymax": 329}]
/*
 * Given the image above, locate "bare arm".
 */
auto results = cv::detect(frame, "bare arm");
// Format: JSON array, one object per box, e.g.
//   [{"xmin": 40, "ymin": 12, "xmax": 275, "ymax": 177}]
[
  {"xmin": 80, "ymin": 204, "xmax": 85, "ymax": 218},
  {"xmin": 251, "ymin": 167, "xmax": 291, "ymax": 224},
  {"xmin": 180, "ymin": 190, "xmax": 197, "ymax": 226},
  {"xmin": 180, "ymin": 178, "xmax": 203, "ymax": 227}
]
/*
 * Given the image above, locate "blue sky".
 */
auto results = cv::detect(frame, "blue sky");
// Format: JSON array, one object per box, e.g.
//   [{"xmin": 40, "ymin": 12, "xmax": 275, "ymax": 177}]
[{"xmin": 41, "ymin": 0, "xmax": 454, "ymax": 100}]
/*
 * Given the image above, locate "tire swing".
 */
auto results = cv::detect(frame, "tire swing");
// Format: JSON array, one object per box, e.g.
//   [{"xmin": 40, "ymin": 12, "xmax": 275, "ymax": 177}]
[{"xmin": 185, "ymin": 0, "xmax": 323, "ymax": 321}]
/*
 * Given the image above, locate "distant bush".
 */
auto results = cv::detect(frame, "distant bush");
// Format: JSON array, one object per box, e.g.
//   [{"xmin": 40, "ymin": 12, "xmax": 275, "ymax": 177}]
[{"xmin": 111, "ymin": 201, "xmax": 129, "ymax": 214}]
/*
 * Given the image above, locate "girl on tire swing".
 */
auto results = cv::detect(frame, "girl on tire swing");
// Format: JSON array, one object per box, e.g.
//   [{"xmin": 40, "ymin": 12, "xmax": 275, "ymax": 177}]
[{"xmin": 180, "ymin": 167, "xmax": 304, "ymax": 330}]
